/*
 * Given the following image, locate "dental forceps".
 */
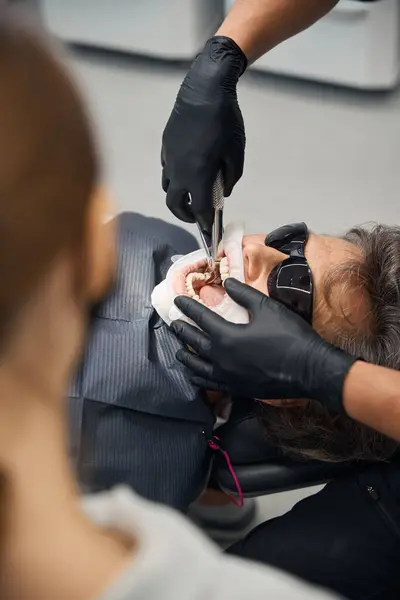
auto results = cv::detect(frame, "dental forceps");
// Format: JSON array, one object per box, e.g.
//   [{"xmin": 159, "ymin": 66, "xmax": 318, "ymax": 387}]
[
  {"xmin": 191, "ymin": 172, "xmax": 224, "ymax": 270},
  {"xmin": 211, "ymin": 171, "xmax": 224, "ymax": 267},
  {"xmin": 195, "ymin": 221, "xmax": 213, "ymax": 264}
]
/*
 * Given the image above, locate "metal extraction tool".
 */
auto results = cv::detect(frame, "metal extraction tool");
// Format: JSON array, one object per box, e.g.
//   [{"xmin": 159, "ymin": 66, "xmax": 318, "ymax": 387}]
[{"xmin": 211, "ymin": 171, "xmax": 224, "ymax": 265}]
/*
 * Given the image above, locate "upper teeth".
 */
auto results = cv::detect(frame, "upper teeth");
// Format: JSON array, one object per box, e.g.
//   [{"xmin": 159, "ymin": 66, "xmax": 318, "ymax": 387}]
[{"xmin": 219, "ymin": 257, "xmax": 229, "ymax": 285}]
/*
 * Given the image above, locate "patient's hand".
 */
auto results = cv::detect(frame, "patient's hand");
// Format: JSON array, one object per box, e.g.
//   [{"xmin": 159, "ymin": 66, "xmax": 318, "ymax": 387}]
[{"xmin": 205, "ymin": 390, "xmax": 231, "ymax": 419}]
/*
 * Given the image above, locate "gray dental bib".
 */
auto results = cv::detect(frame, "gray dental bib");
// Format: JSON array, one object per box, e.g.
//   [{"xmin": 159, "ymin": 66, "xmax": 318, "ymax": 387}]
[{"xmin": 68, "ymin": 213, "xmax": 215, "ymax": 511}]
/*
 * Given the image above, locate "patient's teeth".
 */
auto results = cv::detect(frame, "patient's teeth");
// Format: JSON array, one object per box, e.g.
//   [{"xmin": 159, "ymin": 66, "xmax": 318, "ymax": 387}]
[
  {"xmin": 185, "ymin": 273, "xmax": 195, "ymax": 295},
  {"xmin": 186, "ymin": 277, "xmax": 196, "ymax": 297},
  {"xmin": 186, "ymin": 269, "xmax": 224, "ymax": 303},
  {"xmin": 220, "ymin": 257, "xmax": 229, "ymax": 275},
  {"xmin": 186, "ymin": 271, "xmax": 209, "ymax": 295}
]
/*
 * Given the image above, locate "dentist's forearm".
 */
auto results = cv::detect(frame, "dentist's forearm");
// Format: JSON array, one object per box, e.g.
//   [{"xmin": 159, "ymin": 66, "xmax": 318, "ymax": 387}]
[
  {"xmin": 343, "ymin": 361, "xmax": 400, "ymax": 442},
  {"xmin": 217, "ymin": 0, "xmax": 339, "ymax": 64}
]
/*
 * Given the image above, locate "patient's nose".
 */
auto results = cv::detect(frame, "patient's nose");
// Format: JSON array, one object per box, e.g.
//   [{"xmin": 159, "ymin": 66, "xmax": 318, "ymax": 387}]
[{"xmin": 243, "ymin": 243, "xmax": 287, "ymax": 292}]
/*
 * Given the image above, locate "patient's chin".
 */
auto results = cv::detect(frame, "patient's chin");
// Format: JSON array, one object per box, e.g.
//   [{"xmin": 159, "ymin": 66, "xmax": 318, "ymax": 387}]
[{"xmin": 260, "ymin": 398, "xmax": 309, "ymax": 408}]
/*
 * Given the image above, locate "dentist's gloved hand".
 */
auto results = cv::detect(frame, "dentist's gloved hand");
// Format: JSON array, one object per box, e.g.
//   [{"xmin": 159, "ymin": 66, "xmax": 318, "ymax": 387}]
[
  {"xmin": 161, "ymin": 36, "xmax": 247, "ymax": 234},
  {"xmin": 171, "ymin": 279, "xmax": 358, "ymax": 414}
]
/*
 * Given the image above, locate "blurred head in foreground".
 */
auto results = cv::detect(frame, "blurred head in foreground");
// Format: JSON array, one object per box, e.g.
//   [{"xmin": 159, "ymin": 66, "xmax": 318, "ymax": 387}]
[
  {"xmin": 0, "ymin": 10, "xmax": 115, "ymax": 387},
  {"xmin": 0, "ymin": 10, "xmax": 121, "ymax": 598}
]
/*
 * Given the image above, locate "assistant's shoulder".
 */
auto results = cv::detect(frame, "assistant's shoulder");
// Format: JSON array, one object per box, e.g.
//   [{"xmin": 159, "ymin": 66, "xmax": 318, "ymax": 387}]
[{"xmin": 87, "ymin": 487, "xmax": 338, "ymax": 600}]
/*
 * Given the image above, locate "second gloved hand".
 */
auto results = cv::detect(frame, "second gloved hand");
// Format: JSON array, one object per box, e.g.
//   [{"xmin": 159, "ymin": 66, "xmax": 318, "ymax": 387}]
[
  {"xmin": 161, "ymin": 36, "xmax": 247, "ymax": 234},
  {"xmin": 170, "ymin": 278, "xmax": 358, "ymax": 414}
]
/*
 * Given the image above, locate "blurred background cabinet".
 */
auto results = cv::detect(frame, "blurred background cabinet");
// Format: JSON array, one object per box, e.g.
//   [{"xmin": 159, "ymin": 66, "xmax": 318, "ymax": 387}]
[
  {"xmin": 225, "ymin": 0, "xmax": 400, "ymax": 90},
  {"xmin": 40, "ymin": 0, "xmax": 400, "ymax": 89},
  {"xmin": 40, "ymin": 0, "xmax": 224, "ymax": 60}
]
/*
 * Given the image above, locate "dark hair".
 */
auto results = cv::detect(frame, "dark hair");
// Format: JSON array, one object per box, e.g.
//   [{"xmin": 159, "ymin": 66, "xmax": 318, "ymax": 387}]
[
  {"xmin": 0, "ymin": 10, "xmax": 98, "ymax": 347},
  {"xmin": 257, "ymin": 224, "xmax": 400, "ymax": 463}
]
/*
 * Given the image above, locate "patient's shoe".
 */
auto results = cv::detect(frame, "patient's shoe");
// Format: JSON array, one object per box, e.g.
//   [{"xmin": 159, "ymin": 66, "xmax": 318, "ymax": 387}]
[{"xmin": 189, "ymin": 490, "xmax": 257, "ymax": 545}]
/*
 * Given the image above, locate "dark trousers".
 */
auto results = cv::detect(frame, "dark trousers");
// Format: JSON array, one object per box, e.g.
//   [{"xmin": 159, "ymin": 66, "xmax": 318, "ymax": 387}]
[{"xmin": 228, "ymin": 462, "xmax": 400, "ymax": 599}]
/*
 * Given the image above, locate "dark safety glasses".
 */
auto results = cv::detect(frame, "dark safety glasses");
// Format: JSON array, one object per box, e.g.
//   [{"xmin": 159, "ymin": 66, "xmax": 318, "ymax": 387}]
[{"xmin": 265, "ymin": 222, "xmax": 313, "ymax": 324}]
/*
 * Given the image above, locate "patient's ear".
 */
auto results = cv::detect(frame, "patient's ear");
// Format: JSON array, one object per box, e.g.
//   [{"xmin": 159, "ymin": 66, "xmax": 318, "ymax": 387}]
[{"xmin": 85, "ymin": 186, "xmax": 116, "ymax": 302}]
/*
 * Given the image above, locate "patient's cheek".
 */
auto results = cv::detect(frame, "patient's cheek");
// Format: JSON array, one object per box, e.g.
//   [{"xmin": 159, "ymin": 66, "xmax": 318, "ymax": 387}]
[{"xmin": 247, "ymin": 280, "xmax": 269, "ymax": 295}]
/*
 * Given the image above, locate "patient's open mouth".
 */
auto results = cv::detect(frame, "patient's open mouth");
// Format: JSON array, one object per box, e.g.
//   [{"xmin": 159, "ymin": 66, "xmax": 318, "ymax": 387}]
[
  {"xmin": 151, "ymin": 222, "xmax": 249, "ymax": 327},
  {"xmin": 173, "ymin": 256, "xmax": 230, "ymax": 307}
]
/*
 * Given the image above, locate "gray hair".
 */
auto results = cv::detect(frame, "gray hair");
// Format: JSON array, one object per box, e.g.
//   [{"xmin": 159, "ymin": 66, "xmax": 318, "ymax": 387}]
[{"xmin": 257, "ymin": 224, "xmax": 400, "ymax": 463}]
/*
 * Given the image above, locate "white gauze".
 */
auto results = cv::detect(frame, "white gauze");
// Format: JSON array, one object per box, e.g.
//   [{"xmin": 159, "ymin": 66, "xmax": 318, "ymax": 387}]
[{"xmin": 151, "ymin": 222, "xmax": 249, "ymax": 327}]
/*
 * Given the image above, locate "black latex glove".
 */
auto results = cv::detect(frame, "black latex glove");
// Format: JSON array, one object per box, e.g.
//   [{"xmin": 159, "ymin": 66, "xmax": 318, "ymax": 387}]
[
  {"xmin": 170, "ymin": 279, "xmax": 358, "ymax": 414},
  {"xmin": 161, "ymin": 36, "xmax": 247, "ymax": 234}
]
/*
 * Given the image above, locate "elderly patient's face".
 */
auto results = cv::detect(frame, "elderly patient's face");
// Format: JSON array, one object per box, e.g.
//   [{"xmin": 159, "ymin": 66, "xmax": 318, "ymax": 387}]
[
  {"xmin": 243, "ymin": 231, "xmax": 363, "ymax": 330},
  {"xmin": 239, "ymin": 230, "xmax": 398, "ymax": 464},
  {"xmin": 172, "ymin": 225, "xmax": 397, "ymax": 462},
  {"xmin": 241, "ymin": 232, "xmax": 364, "ymax": 408}
]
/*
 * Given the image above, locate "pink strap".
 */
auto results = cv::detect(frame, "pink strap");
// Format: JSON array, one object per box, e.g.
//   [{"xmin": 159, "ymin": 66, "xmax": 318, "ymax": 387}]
[{"xmin": 207, "ymin": 435, "xmax": 244, "ymax": 508}]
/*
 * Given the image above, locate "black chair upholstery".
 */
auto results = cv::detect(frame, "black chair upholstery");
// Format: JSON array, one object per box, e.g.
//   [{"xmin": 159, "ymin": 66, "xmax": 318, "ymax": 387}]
[{"xmin": 212, "ymin": 399, "xmax": 354, "ymax": 498}]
